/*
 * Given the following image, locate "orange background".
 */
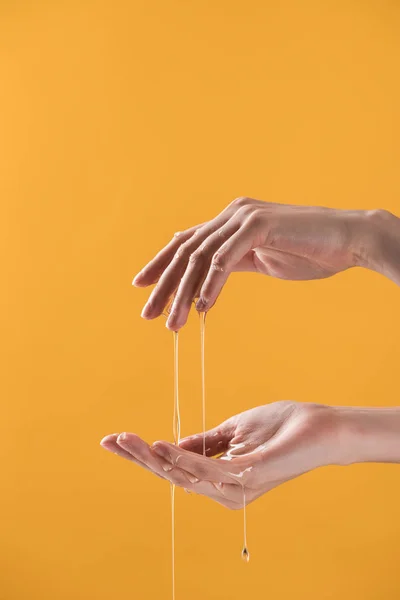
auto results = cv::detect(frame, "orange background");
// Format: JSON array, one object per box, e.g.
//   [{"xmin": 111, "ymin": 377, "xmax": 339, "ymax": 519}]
[{"xmin": 1, "ymin": 1, "xmax": 400, "ymax": 599}]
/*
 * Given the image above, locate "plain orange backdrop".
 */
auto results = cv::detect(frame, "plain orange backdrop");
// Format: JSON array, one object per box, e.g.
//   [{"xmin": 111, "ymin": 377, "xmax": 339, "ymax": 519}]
[{"xmin": 1, "ymin": 1, "xmax": 400, "ymax": 599}]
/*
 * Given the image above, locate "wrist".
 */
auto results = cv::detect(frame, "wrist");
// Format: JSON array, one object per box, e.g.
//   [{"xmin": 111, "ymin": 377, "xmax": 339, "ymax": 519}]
[
  {"xmin": 334, "ymin": 406, "xmax": 400, "ymax": 465},
  {"xmin": 355, "ymin": 209, "xmax": 400, "ymax": 285}
]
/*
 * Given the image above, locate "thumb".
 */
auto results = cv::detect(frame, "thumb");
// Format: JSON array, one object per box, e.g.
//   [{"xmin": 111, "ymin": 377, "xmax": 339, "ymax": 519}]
[{"xmin": 179, "ymin": 420, "xmax": 234, "ymax": 457}]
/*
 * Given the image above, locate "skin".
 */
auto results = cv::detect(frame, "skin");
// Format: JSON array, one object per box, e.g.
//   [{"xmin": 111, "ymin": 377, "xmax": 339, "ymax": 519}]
[
  {"xmin": 100, "ymin": 402, "xmax": 400, "ymax": 509},
  {"xmin": 101, "ymin": 402, "xmax": 342, "ymax": 509},
  {"xmin": 132, "ymin": 198, "xmax": 399, "ymax": 330},
  {"xmin": 101, "ymin": 199, "xmax": 400, "ymax": 508}
]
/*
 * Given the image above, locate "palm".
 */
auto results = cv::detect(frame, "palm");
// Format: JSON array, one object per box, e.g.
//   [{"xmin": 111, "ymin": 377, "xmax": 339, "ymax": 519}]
[
  {"xmin": 101, "ymin": 402, "xmax": 338, "ymax": 509},
  {"xmin": 213, "ymin": 404, "xmax": 296, "ymax": 458}
]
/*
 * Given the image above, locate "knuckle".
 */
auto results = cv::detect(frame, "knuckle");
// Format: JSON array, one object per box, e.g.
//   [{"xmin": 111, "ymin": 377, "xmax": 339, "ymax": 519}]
[
  {"xmin": 211, "ymin": 251, "xmax": 228, "ymax": 271},
  {"xmin": 365, "ymin": 208, "xmax": 394, "ymax": 225},
  {"xmin": 172, "ymin": 228, "xmax": 191, "ymax": 243},
  {"xmin": 189, "ymin": 246, "xmax": 206, "ymax": 263},
  {"xmin": 246, "ymin": 208, "xmax": 265, "ymax": 227},
  {"xmin": 174, "ymin": 240, "xmax": 193, "ymax": 260},
  {"xmin": 235, "ymin": 204, "xmax": 257, "ymax": 221},
  {"xmin": 218, "ymin": 227, "xmax": 227, "ymax": 239},
  {"xmin": 231, "ymin": 196, "xmax": 249, "ymax": 208}
]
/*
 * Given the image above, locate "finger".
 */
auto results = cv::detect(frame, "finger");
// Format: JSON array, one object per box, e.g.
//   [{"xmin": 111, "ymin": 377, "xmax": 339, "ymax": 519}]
[
  {"xmin": 101, "ymin": 433, "xmax": 129, "ymax": 458},
  {"xmin": 133, "ymin": 199, "xmax": 268, "ymax": 289},
  {"xmin": 166, "ymin": 218, "xmax": 241, "ymax": 330},
  {"xmin": 113, "ymin": 434, "xmax": 242, "ymax": 505},
  {"xmin": 132, "ymin": 224, "xmax": 202, "ymax": 288},
  {"xmin": 197, "ymin": 220, "xmax": 260, "ymax": 312},
  {"xmin": 152, "ymin": 441, "xmax": 248, "ymax": 483},
  {"xmin": 100, "ymin": 434, "xmax": 166, "ymax": 480},
  {"xmin": 179, "ymin": 421, "xmax": 235, "ymax": 457},
  {"xmin": 102, "ymin": 436, "xmax": 243, "ymax": 508},
  {"xmin": 116, "ymin": 433, "xmax": 195, "ymax": 487},
  {"xmin": 102, "ymin": 434, "xmax": 198, "ymax": 487},
  {"xmin": 141, "ymin": 219, "xmax": 228, "ymax": 321}
]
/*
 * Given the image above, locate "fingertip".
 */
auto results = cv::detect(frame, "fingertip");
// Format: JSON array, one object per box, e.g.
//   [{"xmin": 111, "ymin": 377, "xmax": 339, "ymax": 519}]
[
  {"xmin": 117, "ymin": 432, "xmax": 143, "ymax": 445},
  {"xmin": 178, "ymin": 436, "xmax": 192, "ymax": 447},
  {"xmin": 165, "ymin": 316, "xmax": 180, "ymax": 332},
  {"xmin": 178, "ymin": 436, "xmax": 199, "ymax": 451},
  {"xmin": 132, "ymin": 270, "xmax": 144, "ymax": 284},
  {"xmin": 133, "ymin": 277, "xmax": 148, "ymax": 288},
  {"xmin": 153, "ymin": 440, "xmax": 175, "ymax": 452},
  {"xmin": 152, "ymin": 440, "xmax": 170, "ymax": 450},
  {"xmin": 141, "ymin": 305, "xmax": 153, "ymax": 319},
  {"xmin": 195, "ymin": 298, "xmax": 208, "ymax": 311},
  {"xmin": 177, "ymin": 442, "xmax": 192, "ymax": 452},
  {"xmin": 100, "ymin": 433, "xmax": 118, "ymax": 447},
  {"xmin": 166, "ymin": 310, "xmax": 190, "ymax": 332}
]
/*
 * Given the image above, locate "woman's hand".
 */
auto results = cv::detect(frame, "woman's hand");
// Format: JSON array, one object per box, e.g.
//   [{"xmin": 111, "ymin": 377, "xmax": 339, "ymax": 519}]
[
  {"xmin": 100, "ymin": 401, "xmax": 343, "ymax": 509},
  {"xmin": 101, "ymin": 402, "xmax": 400, "ymax": 508},
  {"xmin": 133, "ymin": 198, "xmax": 375, "ymax": 330}
]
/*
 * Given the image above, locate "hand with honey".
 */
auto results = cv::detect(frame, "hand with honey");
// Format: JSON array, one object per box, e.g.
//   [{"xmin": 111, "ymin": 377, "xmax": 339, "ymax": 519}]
[
  {"xmin": 100, "ymin": 401, "xmax": 400, "ymax": 509},
  {"xmin": 133, "ymin": 199, "xmax": 400, "ymax": 330}
]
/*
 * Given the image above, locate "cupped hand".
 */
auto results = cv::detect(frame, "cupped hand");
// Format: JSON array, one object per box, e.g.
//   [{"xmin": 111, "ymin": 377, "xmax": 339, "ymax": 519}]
[
  {"xmin": 100, "ymin": 401, "xmax": 343, "ymax": 509},
  {"xmin": 133, "ymin": 198, "xmax": 365, "ymax": 330}
]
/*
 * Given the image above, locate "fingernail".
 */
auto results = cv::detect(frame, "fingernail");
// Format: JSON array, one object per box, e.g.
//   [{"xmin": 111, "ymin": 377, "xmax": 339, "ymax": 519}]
[
  {"xmin": 117, "ymin": 432, "xmax": 127, "ymax": 442},
  {"xmin": 100, "ymin": 434, "xmax": 118, "ymax": 446},
  {"xmin": 196, "ymin": 298, "xmax": 207, "ymax": 311},
  {"xmin": 188, "ymin": 475, "xmax": 199, "ymax": 484}
]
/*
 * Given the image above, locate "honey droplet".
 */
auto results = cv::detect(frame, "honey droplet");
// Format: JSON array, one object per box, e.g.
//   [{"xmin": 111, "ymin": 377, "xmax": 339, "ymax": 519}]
[{"xmin": 242, "ymin": 547, "xmax": 250, "ymax": 563}]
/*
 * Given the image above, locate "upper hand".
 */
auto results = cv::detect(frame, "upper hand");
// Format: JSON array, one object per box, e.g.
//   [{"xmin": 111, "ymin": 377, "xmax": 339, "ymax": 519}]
[{"xmin": 133, "ymin": 198, "xmax": 365, "ymax": 330}]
